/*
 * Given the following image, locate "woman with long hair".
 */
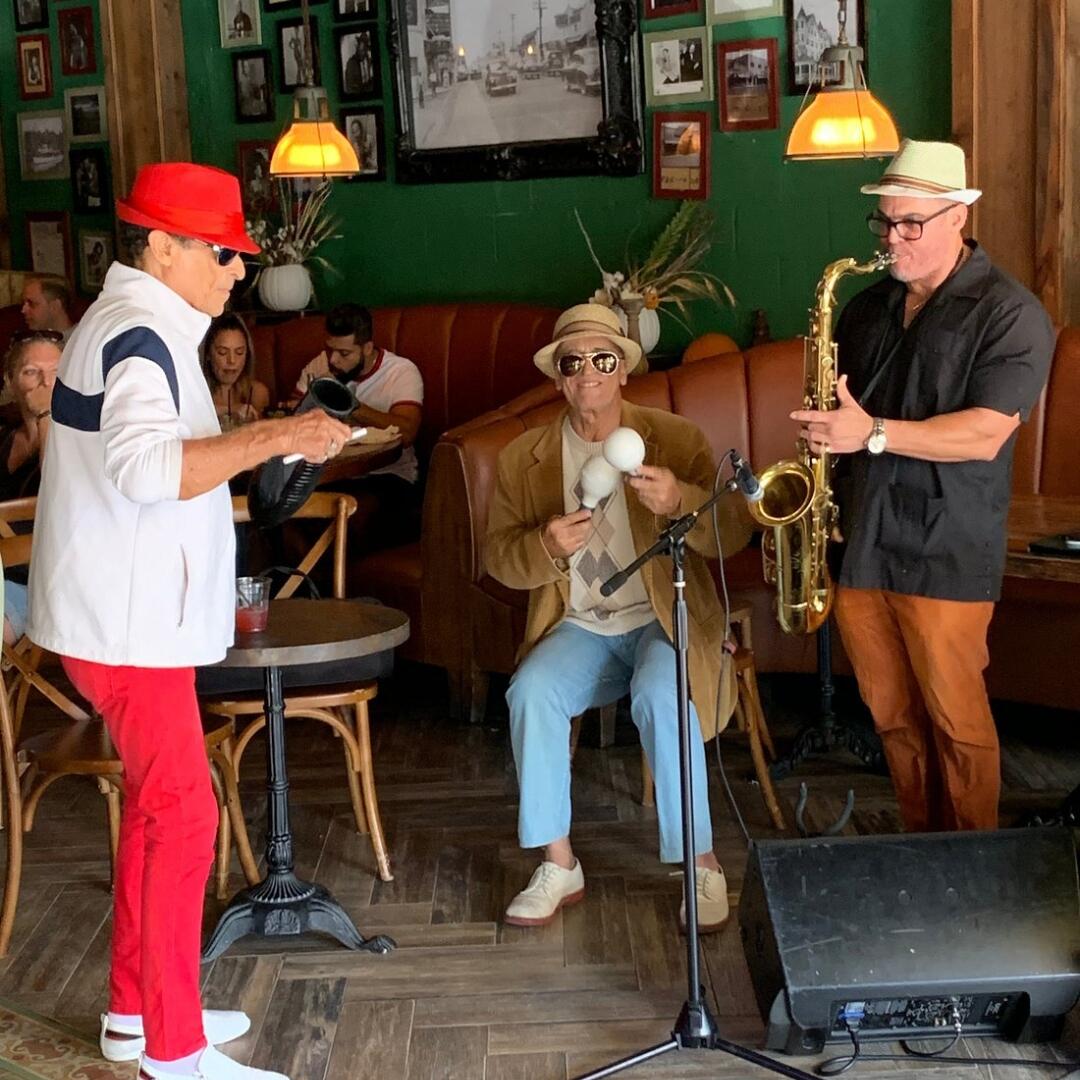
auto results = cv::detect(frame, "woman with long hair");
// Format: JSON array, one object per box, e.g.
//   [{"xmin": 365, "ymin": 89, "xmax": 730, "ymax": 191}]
[{"xmin": 201, "ymin": 313, "xmax": 270, "ymax": 427}]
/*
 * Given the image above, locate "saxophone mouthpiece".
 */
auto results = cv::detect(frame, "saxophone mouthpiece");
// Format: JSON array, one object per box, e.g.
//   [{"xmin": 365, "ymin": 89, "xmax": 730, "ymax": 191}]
[{"xmin": 875, "ymin": 251, "xmax": 899, "ymax": 269}]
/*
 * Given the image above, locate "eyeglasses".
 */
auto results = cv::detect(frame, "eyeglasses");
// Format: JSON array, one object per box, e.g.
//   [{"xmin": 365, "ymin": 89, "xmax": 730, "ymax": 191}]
[
  {"xmin": 189, "ymin": 238, "xmax": 241, "ymax": 266},
  {"xmin": 556, "ymin": 350, "xmax": 621, "ymax": 378},
  {"xmin": 866, "ymin": 203, "xmax": 953, "ymax": 241},
  {"xmin": 10, "ymin": 329, "xmax": 63, "ymax": 344}
]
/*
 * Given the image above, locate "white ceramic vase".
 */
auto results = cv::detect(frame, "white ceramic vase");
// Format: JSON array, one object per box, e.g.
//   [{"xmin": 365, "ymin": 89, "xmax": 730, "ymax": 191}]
[
  {"xmin": 614, "ymin": 300, "xmax": 662, "ymax": 355},
  {"xmin": 258, "ymin": 263, "xmax": 313, "ymax": 312}
]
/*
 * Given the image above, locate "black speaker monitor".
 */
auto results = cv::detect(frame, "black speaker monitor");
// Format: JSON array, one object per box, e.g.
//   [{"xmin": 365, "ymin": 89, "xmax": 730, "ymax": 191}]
[{"xmin": 738, "ymin": 828, "xmax": 1080, "ymax": 1055}]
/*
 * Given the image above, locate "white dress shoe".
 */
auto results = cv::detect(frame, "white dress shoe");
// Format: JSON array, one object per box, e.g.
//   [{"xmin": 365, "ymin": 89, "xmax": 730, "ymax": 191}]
[
  {"xmin": 101, "ymin": 1010, "xmax": 252, "ymax": 1062},
  {"xmin": 139, "ymin": 1044, "xmax": 288, "ymax": 1080},
  {"xmin": 679, "ymin": 866, "xmax": 730, "ymax": 934},
  {"xmin": 505, "ymin": 859, "xmax": 585, "ymax": 926}
]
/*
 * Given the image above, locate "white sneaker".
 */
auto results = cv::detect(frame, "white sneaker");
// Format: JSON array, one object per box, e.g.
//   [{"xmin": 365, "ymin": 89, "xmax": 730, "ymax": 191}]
[
  {"xmin": 505, "ymin": 860, "xmax": 585, "ymax": 926},
  {"xmin": 679, "ymin": 866, "xmax": 730, "ymax": 934},
  {"xmin": 139, "ymin": 1044, "xmax": 288, "ymax": 1080},
  {"xmin": 101, "ymin": 1011, "xmax": 251, "ymax": 1062}
]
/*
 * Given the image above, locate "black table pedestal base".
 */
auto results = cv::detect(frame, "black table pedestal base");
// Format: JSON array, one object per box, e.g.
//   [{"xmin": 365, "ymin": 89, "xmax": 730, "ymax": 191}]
[{"xmin": 203, "ymin": 872, "xmax": 395, "ymax": 962}]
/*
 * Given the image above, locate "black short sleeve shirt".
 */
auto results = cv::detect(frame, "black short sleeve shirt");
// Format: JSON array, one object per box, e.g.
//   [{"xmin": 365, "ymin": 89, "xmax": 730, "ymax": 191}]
[{"xmin": 833, "ymin": 241, "xmax": 1054, "ymax": 602}]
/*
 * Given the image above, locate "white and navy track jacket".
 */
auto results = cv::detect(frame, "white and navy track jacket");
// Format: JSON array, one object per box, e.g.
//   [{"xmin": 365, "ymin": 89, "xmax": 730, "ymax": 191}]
[{"xmin": 28, "ymin": 262, "xmax": 236, "ymax": 667}]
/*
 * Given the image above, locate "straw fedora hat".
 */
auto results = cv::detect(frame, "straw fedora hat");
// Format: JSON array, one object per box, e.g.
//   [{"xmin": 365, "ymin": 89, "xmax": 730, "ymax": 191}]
[
  {"xmin": 861, "ymin": 139, "xmax": 982, "ymax": 205},
  {"xmin": 533, "ymin": 303, "xmax": 645, "ymax": 379}
]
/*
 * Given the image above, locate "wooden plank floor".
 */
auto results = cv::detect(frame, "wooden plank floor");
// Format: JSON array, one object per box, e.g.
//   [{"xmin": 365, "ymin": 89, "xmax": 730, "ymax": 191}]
[{"xmin": 0, "ymin": 664, "xmax": 1077, "ymax": 1079}]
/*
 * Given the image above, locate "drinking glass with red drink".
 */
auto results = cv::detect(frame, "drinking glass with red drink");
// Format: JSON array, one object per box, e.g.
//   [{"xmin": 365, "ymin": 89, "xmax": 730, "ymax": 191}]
[{"xmin": 236, "ymin": 575, "xmax": 270, "ymax": 634}]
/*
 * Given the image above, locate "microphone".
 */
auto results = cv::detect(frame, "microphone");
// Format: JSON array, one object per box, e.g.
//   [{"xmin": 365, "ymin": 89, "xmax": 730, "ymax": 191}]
[{"xmin": 730, "ymin": 451, "xmax": 763, "ymax": 503}]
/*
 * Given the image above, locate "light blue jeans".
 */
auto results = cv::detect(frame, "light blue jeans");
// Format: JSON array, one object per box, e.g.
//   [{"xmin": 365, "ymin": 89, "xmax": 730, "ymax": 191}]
[{"xmin": 506, "ymin": 619, "xmax": 714, "ymax": 863}]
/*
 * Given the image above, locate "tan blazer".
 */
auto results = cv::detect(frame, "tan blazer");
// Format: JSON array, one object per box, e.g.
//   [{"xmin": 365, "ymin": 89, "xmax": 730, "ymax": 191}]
[{"xmin": 484, "ymin": 400, "xmax": 753, "ymax": 739}]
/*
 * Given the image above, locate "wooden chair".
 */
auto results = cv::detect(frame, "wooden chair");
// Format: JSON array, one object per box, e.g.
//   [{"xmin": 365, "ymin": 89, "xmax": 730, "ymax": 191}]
[
  {"xmin": 0, "ymin": 505, "xmax": 254, "ymax": 961},
  {"xmin": 570, "ymin": 604, "xmax": 786, "ymax": 831},
  {"xmin": 202, "ymin": 492, "xmax": 394, "ymax": 882}
]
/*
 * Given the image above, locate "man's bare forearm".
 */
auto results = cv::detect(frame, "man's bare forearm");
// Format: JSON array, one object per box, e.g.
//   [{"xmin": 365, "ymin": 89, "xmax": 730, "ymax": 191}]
[{"xmin": 179, "ymin": 421, "xmax": 288, "ymax": 500}]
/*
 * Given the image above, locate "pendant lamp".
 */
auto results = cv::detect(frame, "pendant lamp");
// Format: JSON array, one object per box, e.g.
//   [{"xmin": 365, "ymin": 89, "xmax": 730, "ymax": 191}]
[
  {"xmin": 785, "ymin": 0, "xmax": 900, "ymax": 161},
  {"xmin": 270, "ymin": 0, "xmax": 360, "ymax": 178}
]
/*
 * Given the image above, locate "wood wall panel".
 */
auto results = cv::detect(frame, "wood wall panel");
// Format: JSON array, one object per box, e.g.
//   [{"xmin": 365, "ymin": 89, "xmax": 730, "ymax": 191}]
[{"xmin": 101, "ymin": 0, "xmax": 191, "ymax": 201}]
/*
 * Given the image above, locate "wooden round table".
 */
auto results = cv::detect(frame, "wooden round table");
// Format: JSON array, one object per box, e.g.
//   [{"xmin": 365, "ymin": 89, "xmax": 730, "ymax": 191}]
[{"xmin": 202, "ymin": 598, "xmax": 409, "ymax": 962}]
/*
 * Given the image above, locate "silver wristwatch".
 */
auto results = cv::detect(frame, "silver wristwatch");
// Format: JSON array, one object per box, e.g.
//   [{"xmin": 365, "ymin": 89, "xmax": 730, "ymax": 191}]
[{"xmin": 866, "ymin": 417, "xmax": 887, "ymax": 455}]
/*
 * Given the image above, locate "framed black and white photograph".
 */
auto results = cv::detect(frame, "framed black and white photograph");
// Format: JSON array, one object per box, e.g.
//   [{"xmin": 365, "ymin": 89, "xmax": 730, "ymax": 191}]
[
  {"xmin": 233, "ymin": 50, "xmax": 275, "ymax": 122},
  {"xmin": 643, "ymin": 27, "xmax": 711, "ymax": 107},
  {"xmin": 65, "ymin": 86, "xmax": 108, "ymax": 143},
  {"xmin": 17, "ymin": 110, "xmax": 68, "ymax": 181},
  {"xmin": 336, "ymin": 0, "xmax": 374, "ymax": 17},
  {"xmin": 79, "ymin": 229, "xmax": 114, "ymax": 293},
  {"xmin": 71, "ymin": 147, "xmax": 109, "ymax": 212},
  {"xmin": 341, "ymin": 107, "xmax": 385, "ymax": 180},
  {"xmin": 786, "ymin": 0, "xmax": 865, "ymax": 94},
  {"xmin": 335, "ymin": 25, "xmax": 379, "ymax": 100},
  {"xmin": 58, "ymin": 6, "xmax": 96, "ymax": 75},
  {"xmin": 717, "ymin": 36, "xmax": 778, "ymax": 130},
  {"xmin": 643, "ymin": 0, "xmax": 700, "ymax": 17},
  {"xmin": 705, "ymin": 0, "xmax": 782, "ymax": 24},
  {"xmin": 278, "ymin": 17, "xmax": 321, "ymax": 89},
  {"xmin": 390, "ymin": 0, "xmax": 641, "ymax": 184},
  {"xmin": 13, "ymin": 0, "xmax": 47, "ymax": 31},
  {"xmin": 17, "ymin": 34, "xmax": 51, "ymax": 100},
  {"xmin": 236, "ymin": 139, "xmax": 278, "ymax": 212},
  {"xmin": 219, "ymin": 0, "xmax": 262, "ymax": 48},
  {"xmin": 26, "ymin": 212, "xmax": 74, "ymax": 283}
]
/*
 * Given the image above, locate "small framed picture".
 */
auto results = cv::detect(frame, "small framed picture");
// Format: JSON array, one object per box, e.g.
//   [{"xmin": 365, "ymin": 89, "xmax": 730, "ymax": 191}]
[
  {"xmin": 341, "ymin": 107, "xmax": 385, "ymax": 180},
  {"xmin": 278, "ymin": 17, "xmax": 321, "ymax": 89},
  {"xmin": 787, "ymin": 0, "xmax": 866, "ymax": 95},
  {"xmin": 643, "ymin": 27, "xmax": 712, "ymax": 107},
  {"xmin": 652, "ymin": 111, "xmax": 709, "ymax": 200},
  {"xmin": 233, "ymin": 50, "xmax": 275, "ymax": 123},
  {"xmin": 705, "ymin": 0, "xmax": 783, "ymax": 24},
  {"xmin": 65, "ymin": 86, "xmax": 108, "ymax": 144},
  {"xmin": 25, "ymin": 212, "xmax": 75, "ymax": 283},
  {"xmin": 644, "ymin": 0, "xmax": 701, "ymax": 17},
  {"xmin": 219, "ymin": 0, "xmax": 262, "ymax": 48},
  {"xmin": 335, "ymin": 25, "xmax": 379, "ymax": 101},
  {"xmin": 79, "ymin": 229, "xmax": 114, "ymax": 293},
  {"xmin": 716, "ymin": 38, "xmax": 778, "ymax": 131},
  {"xmin": 57, "ymin": 6, "xmax": 96, "ymax": 75},
  {"xmin": 70, "ymin": 147, "xmax": 109, "ymax": 212},
  {"xmin": 335, "ymin": 0, "xmax": 375, "ymax": 17},
  {"xmin": 261, "ymin": 0, "xmax": 302, "ymax": 9},
  {"xmin": 13, "ymin": 0, "xmax": 47, "ymax": 31},
  {"xmin": 17, "ymin": 110, "xmax": 68, "ymax": 181},
  {"xmin": 17, "ymin": 35, "xmax": 52, "ymax": 101},
  {"xmin": 236, "ymin": 139, "xmax": 278, "ymax": 213}
]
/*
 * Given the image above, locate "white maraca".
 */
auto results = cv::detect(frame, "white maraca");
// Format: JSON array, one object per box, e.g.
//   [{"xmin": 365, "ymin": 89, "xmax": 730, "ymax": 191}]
[
  {"xmin": 603, "ymin": 426, "xmax": 646, "ymax": 474},
  {"xmin": 579, "ymin": 455, "xmax": 621, "ymax": 510}
]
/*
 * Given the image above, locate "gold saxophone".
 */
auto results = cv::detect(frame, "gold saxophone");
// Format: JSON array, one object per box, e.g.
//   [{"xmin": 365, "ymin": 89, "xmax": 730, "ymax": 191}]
[{"xmin": 748, "ymin": 251, "xmax": 897, "ymax": 635}]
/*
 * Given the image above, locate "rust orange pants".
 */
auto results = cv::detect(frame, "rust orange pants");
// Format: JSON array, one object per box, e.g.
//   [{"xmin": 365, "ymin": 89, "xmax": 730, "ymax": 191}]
[{"xmin": 833, "ymin": 586, "xmax": 999, "ymax": 832}]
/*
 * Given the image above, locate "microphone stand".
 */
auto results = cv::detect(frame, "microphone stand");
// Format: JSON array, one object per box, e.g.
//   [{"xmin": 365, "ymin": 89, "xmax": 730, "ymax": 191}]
[{"xmin": 581, "ymin": 487, "xmax": 818, "ymax": 1080}]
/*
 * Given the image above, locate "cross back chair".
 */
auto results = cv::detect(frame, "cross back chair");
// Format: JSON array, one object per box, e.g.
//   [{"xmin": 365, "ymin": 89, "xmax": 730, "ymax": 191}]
[
  {"xmin": 0, "ymin": 501, "xmax": 255, "ymax": 958},
  {"xmin": 202, "ymin": 491, "xmax": 394, "ymax": 882}
]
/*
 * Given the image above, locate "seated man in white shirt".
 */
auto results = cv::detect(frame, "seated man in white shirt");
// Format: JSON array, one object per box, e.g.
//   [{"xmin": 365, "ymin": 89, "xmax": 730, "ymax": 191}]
[{"xmin": 290, "ymin": 303, "xmax": 424, "ymax": 556}]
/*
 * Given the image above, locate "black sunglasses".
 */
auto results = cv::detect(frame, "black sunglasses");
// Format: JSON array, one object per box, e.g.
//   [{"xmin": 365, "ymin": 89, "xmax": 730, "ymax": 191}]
[
  {"xmin": 190, "ymin": 238, "xmax": 241, "ymax": 266},
  {"xmin": 866, "ymin": 203, "xmax": 953, "ymax": 241},
  {"xmin": 556, "ymin": 350, "xmax": 621, "ymax": 378},
  {"xmin": 11, "ymin": 329, "xmax": 64, "ymax": 345}
]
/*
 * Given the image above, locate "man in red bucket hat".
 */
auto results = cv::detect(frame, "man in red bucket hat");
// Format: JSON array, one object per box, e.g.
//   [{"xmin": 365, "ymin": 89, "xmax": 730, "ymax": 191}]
[{"xmin": 27, "ymin": 162, "xmax": 350, "ymax": 1080}]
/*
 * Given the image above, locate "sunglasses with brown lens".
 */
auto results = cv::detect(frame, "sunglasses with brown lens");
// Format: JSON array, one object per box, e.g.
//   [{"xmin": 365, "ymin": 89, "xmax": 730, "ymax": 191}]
[
  {"xmin": 10, "ymin": 329, "xmax": 64, "ymax": 345},
  {"xmin": 556, "ymin": 350, "xmax": 621, "ymax": 378}
]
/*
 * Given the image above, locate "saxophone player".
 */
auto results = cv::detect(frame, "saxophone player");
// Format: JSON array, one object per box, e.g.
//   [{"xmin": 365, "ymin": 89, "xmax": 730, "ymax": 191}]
[{"xmin": 791, "ymin": 140, "xmax": 1053, "ymax": 833}]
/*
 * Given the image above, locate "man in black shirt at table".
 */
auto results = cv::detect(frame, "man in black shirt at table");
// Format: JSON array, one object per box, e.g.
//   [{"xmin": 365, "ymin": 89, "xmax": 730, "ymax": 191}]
[{"xmin": 791, "ymin": 140, "xmax": 1054, "ymax": 834}]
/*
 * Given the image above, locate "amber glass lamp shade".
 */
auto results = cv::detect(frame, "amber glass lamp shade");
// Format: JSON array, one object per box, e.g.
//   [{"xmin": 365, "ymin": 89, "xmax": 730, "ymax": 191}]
[{"xmin": 270, "ymin": 87, "xmax": 360, "ymax": 178}]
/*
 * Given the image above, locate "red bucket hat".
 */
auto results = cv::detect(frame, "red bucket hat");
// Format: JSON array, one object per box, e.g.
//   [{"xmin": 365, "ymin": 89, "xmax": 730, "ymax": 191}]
[{"xmin": 116, "ymin": 162, "xmax": 261, "ymax": 255}]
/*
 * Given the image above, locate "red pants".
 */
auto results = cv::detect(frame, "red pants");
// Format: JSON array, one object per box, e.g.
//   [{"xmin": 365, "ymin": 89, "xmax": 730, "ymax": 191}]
[
  {"xmin": 62, "ymin": 659, "xmax": 217, "ymax": 1061},
  {"xmin": 833, "ymin": 587, "xmax": 1000, "ymax": 833}
]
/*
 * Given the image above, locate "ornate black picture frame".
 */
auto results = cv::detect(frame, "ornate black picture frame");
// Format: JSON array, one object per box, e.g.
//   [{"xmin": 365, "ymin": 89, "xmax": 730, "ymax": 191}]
[{"xmin": 388, "ymin": 0, "xmax": 642, "ymax": 184}]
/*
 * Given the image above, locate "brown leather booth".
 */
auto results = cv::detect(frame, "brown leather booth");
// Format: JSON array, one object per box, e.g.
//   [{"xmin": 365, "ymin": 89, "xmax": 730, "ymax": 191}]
[
  {"xmin": 246, "ymin": 302, "xmax": 560, "ymax": 673},
  {"xmin": 424, "ymin": 330, "xmax": 1080, "ymax": 715}
]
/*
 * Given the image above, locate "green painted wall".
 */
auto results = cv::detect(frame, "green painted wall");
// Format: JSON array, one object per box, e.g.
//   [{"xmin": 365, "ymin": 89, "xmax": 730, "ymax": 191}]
[
  {"xmin": 3, "ymin": 1, "xmax": 951, "ymax": 347},
  {"xmin": 1, "ymin": 0, "xmax": 108, "ymax": 288}
]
